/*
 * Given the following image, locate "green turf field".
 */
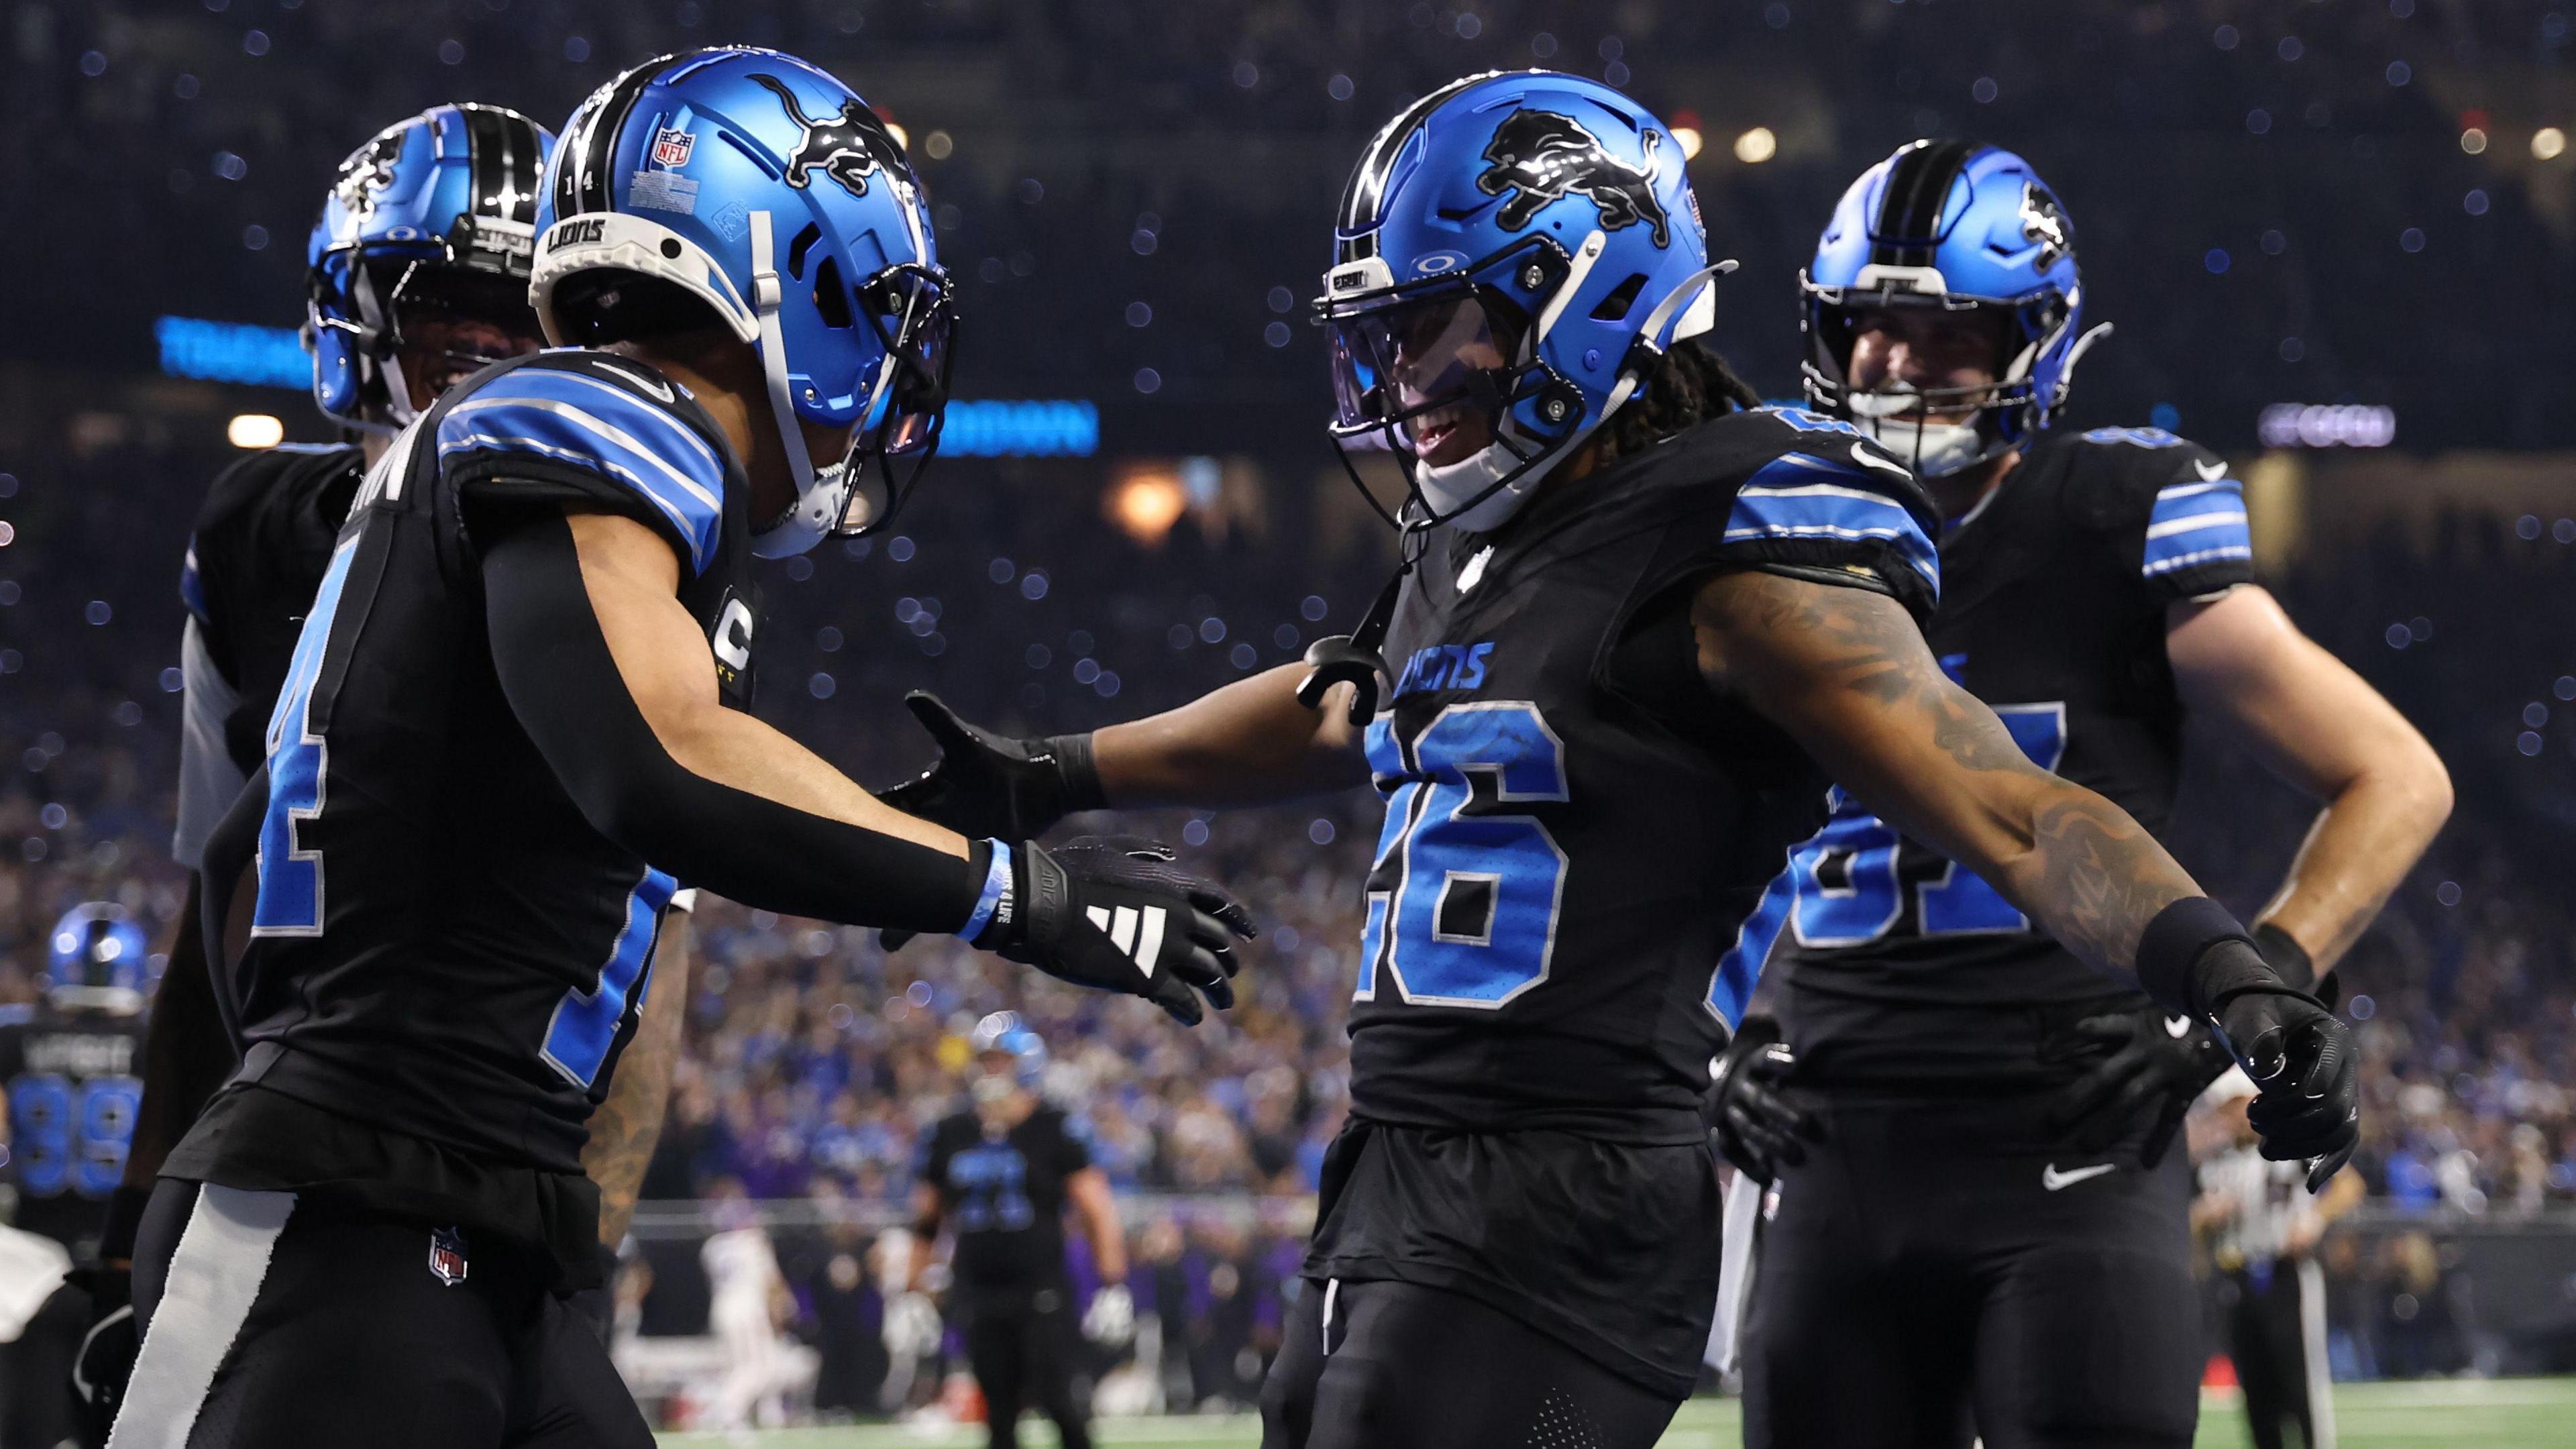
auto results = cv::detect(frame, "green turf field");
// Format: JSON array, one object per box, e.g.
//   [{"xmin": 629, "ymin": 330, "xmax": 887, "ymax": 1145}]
[{"xmin": 658, "ymin": 1376, "xmax": 2576, "ymax": 1448}]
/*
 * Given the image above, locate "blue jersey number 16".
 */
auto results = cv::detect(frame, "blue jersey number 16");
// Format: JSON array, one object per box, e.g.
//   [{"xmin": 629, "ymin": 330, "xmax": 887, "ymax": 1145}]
[{"xmin": 1356, "ymin": 702, "xmax": 1569, "ymax": 1008}]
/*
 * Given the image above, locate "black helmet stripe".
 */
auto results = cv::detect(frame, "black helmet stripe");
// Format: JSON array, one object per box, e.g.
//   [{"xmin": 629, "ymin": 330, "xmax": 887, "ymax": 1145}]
[
  {"xmin": 461, "ymin": 105, "xmax": 508, "ymax": 218},
  {"xmin": 557, "ymin": 56, "xmax": 677, "ymax": 219},
  {"xmin": 1335, "ymin": 72, "xmax": 1498, "ymax": 248},
  {"xmin": 1872, "ymin": 138, "xmax": 1980, "ymax": 268}
]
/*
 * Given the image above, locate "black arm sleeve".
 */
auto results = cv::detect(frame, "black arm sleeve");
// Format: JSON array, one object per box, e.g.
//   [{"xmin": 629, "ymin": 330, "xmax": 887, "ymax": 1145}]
[
  {"xmin": 121, "ymin": 872, "xmax": 242, "ymax": 1190},
  {"xmin": 480, "ymin": 515, "xmax": 985, "ymax": 936}
]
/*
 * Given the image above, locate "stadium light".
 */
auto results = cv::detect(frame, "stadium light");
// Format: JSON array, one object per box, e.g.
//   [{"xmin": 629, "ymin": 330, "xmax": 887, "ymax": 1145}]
[
  {"xmin": 227, "ymin": 413, "xmax": 285, "ymax": 449},
  {"xmin": 156, "ymin": 316, "xmax": 308, "ymax": 390},
  {"xmin": 2535, "ymin": 127, "xmax": 2567, "ymax": 161},
  {"xmin": 1106, "ymin": 466, "xmax": 1188, "ymax": 545},
  {"xmin": 156, "ymin": 317, "xmax": 1099, "ymax": 458},
  {"xmin": 2461, "ymin": 126, "xmax": 2489, "ymax": 154},
  {"xmin": 1734, "ymin": 126, "xmax": 1778, "ymax": 164},
  {"xmin": 2257, "ymin": 402, "xmax": 2396, "ymax": 449}
]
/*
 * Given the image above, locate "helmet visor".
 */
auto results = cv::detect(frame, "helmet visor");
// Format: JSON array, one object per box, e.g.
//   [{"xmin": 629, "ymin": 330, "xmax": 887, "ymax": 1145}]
[{"xmin": 1326, "ymin": 290, "xmax": 1520, "ymax": 464}]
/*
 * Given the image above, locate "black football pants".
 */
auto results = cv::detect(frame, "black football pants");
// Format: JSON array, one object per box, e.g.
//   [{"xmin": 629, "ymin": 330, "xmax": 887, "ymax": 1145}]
[
  {"xmin": 958, "ymin": 1285, "xmax": 1090, "ymax": 1449},
  {"xmin": 113, "ymin": 1178, "xmax": 649, "ymax": 1449},
  {"xmin": 1260, "ymin": 1277, "xmax": 1680, "ymax": 1449},
  {"xmin": 0, "ymin": 1278, "xmax": 81, "ymax": 1449},
  {"xmin": 2222, "ymin": 1263, "xmax": 2318, "ymax": 1449},
  {"xmin": 1741, "ymin": 1095, "xmax": 2202, "ymax": 1449}
]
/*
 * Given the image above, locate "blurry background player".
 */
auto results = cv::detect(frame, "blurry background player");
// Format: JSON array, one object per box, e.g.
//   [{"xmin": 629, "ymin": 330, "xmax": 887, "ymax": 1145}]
[
  {"xmin": 0, "ymin": 906, "xmax": 151, "ymax": 1449},
  {"xmin": 1725, "ymin": 140, "xmax": 2449, "ymax": 1449},
  {"xmin": 112, "ymin": 50, "xmax": 1248, "ymax": 1449},
  {"xmin": 82, "ymin": 101, "xmax": 707, "ymax": 1431},
  {"xmin": 878, "ymin": 72, "xmax": 2357, "ymax": 1449},
  {"xmin": 910, "ymin": 1012, "xmax": 1132, "ymax": 1449},
  {"xmin": 2196, "ymin": 1068, "xmax": 2364, "ymax": 1449}
]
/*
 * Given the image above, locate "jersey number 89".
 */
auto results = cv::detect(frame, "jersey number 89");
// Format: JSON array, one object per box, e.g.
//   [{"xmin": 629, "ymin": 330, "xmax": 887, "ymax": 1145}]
[{"xmin": 1357, "ymin": 702, "xmax": 1568, "ymax": 1008}]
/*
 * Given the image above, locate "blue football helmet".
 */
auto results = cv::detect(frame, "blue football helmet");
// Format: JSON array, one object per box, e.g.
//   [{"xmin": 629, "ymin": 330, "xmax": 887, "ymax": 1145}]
[
  {"xmin": 1317, "ymin": 71, "xmax": 1727, "ymax": 533},
  {"xmin": 46, "ymin": 902, "xmax": 153, "ymax": 1012},
  {"xmin": 969, "ymin": 1010, "xmax": 1046, "ymax": 1088},
  {"xmin": 533, "ymin": 48, "xmax": 954, "ymax": 556},
  {"xmin": 1801, "ymin": 140, "xmax": 2108, "ymax": 478},
  {"xmin": 306, "ymin": 105, "xmax": 554, "ymax": 432}
]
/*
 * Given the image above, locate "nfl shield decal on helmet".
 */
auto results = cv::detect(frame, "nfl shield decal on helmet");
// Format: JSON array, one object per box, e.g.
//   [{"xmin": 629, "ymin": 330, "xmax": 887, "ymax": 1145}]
[
  {"xmin": 650, "ymin": 126, "xmax": 696, "ymax": 169},
  {"xmin": 427, "ymin": 1226, "xmax": 470, "ymax": 1287}
]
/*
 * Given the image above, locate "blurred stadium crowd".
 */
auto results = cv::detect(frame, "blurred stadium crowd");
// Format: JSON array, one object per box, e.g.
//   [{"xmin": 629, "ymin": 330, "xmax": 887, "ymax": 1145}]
[{"xmin": 5, "ymin": 0, "xmax": 2576, "ymax": 1423}]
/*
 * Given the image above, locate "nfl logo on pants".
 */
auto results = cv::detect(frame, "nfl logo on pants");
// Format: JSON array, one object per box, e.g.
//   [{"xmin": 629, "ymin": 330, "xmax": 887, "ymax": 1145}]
[{"xmin": 427, "ymin": 1226, "xmax": 470, "ymax": 1287}]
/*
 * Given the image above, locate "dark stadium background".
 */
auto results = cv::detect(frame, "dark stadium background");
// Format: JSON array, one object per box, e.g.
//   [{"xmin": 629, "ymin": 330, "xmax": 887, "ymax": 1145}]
[{"xmin": 3, "ymin": 0, "xmax": 2574, "ymax": 1432}]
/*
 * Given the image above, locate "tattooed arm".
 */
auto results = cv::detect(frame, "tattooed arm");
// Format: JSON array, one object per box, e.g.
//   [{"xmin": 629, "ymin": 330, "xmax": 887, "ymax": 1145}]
[
  {"xmin": 583, "ymin": 907, "xmax": 692, "ymax": 1246},
  {"xmin": 1692, "ymin": 569, "xmax": 2200, "ymax": 980}
]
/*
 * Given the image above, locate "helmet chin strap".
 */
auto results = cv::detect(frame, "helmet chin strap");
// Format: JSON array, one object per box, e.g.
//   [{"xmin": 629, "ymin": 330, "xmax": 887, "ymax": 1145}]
[{"xmin": 747, "ymin": 209, "xmax": 842, "ymax": 560}]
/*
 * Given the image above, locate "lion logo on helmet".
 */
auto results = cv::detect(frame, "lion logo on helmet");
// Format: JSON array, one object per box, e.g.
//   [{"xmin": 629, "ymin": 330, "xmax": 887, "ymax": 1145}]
[
  {"xmin": 333, "ymin": 128, "xmax": 405, "ymax": 221},
  {"xmin": 1476, "ymin": 109, "xmax": 1671, "ymax": 248},
  {"xmin": 750, "ymin": 72, "xmax": 913, "ymax": 203},
  {"xmin": 2017, "ymin": 182, "xmax": 2073, "ymax": 270}
]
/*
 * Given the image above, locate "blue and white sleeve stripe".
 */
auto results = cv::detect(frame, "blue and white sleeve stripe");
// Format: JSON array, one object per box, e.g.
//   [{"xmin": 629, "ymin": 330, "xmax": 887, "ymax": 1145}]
[
  {"xmin": 1726, "ymin": 452, "xmax": 1941, "ymax": 599},
  {"xmin": 436, "ymin": 369, "xmax": 725, "ymax": 574},
  {"xmin": 2141, "ymin": 478, "xmax": 2251, "ymax": 580}
]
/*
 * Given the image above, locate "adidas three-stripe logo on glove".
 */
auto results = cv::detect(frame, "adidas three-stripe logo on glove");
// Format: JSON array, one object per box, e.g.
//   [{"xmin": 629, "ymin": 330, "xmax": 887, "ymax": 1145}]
[{"xmin": 979, "ymin": 836, "xmax": 1255, "ymax": 1024}]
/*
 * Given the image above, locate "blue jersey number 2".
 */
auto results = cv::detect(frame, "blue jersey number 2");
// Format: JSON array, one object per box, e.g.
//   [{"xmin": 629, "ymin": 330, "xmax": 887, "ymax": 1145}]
[
  {"xmin": 1357, "ymin": 702, "xmax": 1568, "ymax": 1008},
  {"xmin": 254, "ymin": 537, "xmax": 361, "ymax": 936}
]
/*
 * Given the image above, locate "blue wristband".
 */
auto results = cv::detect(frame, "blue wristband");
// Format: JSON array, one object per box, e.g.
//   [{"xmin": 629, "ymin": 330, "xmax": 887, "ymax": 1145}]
[{"xmin": 957, "ymin": 840, "xmax": 1014, "ymax": 943}]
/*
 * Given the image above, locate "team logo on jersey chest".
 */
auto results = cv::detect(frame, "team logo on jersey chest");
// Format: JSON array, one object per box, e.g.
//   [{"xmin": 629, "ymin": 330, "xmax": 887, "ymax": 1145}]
[{"xmin": 1393, "ymin": 641, "xmax": 1493, "ymax": 697}]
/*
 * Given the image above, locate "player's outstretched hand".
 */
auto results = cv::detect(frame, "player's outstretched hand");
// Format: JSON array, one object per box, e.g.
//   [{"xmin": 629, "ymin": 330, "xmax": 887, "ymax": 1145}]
[
  {"xmin": 2049, "ymin": 1008, "xmax": 2233, "ymax": 1168},
  {"xmin": 2214, "ymin": 987, "xmax": 2359, "ymax": 1192},
  {"xmin": 1703, "ymin": 1015, "xmax": 1818, "ymax": 1185},
  {"xmin": 874, "ymin": 691, "xmax": 1103, "ymax": 840},
  {"xmin": 985, "ymin": 836, "xmax": 1256, "ymax": 1026}
]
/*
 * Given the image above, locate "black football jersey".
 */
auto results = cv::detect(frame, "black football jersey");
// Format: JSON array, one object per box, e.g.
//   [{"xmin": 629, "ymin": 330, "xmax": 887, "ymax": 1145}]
[
  {"xmin": 1758, "ymin": 427, "xmax": 2257, "ymax": 1087},
  {"xmin": 918, "ymin": 1104, "xmax": 1091, "ymax": 1290},
  {"xmin": 201, "ymin": 349, "xmax": 759, "ymax": 1178},
  {"xmin": 1349, "ymin": 407, "xmax": 1940, "ymax": 1142},
  {"xmin": 181, "ymin": 443, "xmax": 366, "ymax": 777},
  {"xmin": 0, "ymin": 1001, "xmax": 148, "ymax": 1249}
]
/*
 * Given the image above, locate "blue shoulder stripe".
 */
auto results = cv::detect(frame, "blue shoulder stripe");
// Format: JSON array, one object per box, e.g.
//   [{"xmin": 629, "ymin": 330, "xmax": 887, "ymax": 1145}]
[
  {"xmin": 1727, "ymin": 451, "xmax": 1941, "ymax": 600},
  {"xmin": 435, "ymin": 368, "xmax": 724, "ymax": 575},
  {"xmin": 2142, "ymin": 478, "xmax": 2251, "ymax": 580}
]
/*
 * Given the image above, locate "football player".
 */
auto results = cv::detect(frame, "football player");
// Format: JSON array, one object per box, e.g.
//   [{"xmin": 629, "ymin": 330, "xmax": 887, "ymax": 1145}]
[
  {"xmin": 108, "ymin": 50, "xmax": 1250, "ymax": 1449},
  {"xmin": 1725, "ymin": 140, "xmax": 2449, "ymax": 1449},
  {"xmin": 911, "ymin": 1014, "xmax": 1131, "ymax": 1449},
  {"xmin": 877, "ymin": 74, "xmax": 2357, "ymax": 1449},
  {"xmin": 76, "ymin": 104, "xmax": 705, "ymax": 1437},
  {"xmin": 0, "ymin": 908, "xmax": 151, "ymax": 1449}
]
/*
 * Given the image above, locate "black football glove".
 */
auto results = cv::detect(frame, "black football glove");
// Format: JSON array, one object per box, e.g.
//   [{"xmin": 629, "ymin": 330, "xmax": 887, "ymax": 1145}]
[
  {"xmin": 2047, "ymin": 1006, "xmax": 2234, "ymax": 1168},
  {"xmin": 2195, "ymin": 937, "xmax": 2359, "ymax": 1192},
  {"xmin": 967, "ymin": 836, "xmax": 1254, "ymax": 1026},
  {"xmin": 875, "ymin": 692, "xmax": 1106, "ymax": 840},
  {"xmin": 1702, "ymin": 1015, "xmax": 1818, "ymax": 1185}
]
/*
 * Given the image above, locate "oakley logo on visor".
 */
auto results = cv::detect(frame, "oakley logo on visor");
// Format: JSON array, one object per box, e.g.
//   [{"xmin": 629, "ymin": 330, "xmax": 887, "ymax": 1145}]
[{"xmin": 1477, "ymin": 110, "xmax": 1670, "ymax": 248}]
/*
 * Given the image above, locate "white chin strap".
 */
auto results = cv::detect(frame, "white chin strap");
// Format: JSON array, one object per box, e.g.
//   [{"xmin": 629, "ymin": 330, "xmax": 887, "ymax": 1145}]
[
  {"xmin": 746, "ymin": 209, "xmax": 879, "ymax": 559},
  {"xmin": 1414, "ymin": 258, "xmax": 1735, "ymax": 534}
]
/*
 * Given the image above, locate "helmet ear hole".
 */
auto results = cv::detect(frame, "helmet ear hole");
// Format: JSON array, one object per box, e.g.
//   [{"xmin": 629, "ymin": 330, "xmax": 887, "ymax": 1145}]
[
  {"xmin": 1589, "ymin": 272, "xmax": 1649, "ymax": 322},
  {"xmin": 811, "ymin": 256, "xmax": 855, "ymax": 329}
]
